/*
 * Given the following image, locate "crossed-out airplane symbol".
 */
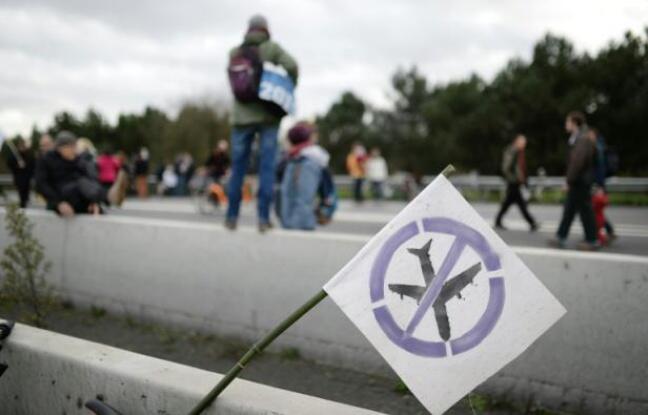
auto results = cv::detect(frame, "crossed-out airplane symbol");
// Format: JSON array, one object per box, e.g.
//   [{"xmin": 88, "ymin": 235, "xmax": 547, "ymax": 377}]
[{"xmin": 388, "ymin": 239, "xmax": 482, "ymax": 342}]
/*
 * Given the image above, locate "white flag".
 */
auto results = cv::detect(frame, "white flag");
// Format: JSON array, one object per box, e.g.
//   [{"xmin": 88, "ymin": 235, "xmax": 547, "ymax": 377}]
[{"xmin": 324, "ymin": 175, "xmax": 566, "ymax": 414}]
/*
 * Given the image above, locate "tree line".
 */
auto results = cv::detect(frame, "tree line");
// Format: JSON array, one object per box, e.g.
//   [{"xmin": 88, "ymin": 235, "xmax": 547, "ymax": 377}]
[
  {"xmin": 8, "ymin": 100, "xmax": 230, "ymax": 169},
  {"xmin": 317, "ymin": 29, "xmax": 648, "ymax": 176},
  {"xmin": 4, "ymin": 28, "xmax": 647, "ymax": 176}
]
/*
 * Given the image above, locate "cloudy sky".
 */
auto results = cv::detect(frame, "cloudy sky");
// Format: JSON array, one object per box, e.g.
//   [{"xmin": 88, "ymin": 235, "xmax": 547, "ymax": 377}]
[{"xmin": 1, "ymin": 0, "xmax": 646, "ymax": 135}]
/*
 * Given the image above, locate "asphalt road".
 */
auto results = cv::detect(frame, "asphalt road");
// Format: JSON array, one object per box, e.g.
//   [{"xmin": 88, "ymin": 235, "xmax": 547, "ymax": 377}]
[{"xmin": 113, "ymin": 197, "xmax": 648, "ymax": 257}]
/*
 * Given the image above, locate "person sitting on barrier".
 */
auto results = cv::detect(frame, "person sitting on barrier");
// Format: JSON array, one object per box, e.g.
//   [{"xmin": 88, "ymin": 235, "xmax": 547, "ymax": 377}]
[
  {"xmin": 35, "ymin": 131, "xmax": 128, "ymax": 217},
  {"xmin": 277, "ymin": 122, "xmax": 337, "ymax": 230}
]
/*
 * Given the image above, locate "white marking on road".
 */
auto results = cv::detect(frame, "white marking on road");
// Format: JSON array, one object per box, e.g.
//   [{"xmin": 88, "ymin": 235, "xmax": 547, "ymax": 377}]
[
  {"xmin": 119, "ymin": 201, "xmax": 648, "ymax": 238},
  {"xmin": 11, "ymin": 208, "xmax": 646, "ymax": 264}
]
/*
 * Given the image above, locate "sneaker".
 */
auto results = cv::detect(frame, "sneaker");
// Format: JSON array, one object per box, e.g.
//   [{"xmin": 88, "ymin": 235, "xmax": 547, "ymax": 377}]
[
  {"xmin": 577, "ymin": 241, "xmax": 600, "ymax": 251},
  {"xmin": 224, "ymin": 219, "xmax": 237, "ymax": 231},
  {"xmin": 107, "ymin": 170, "xmax": 129, "ymax": 207},
  {"xmin": 530, "ymin": 222, "xmax": 540, "ymax": 232},
  {"xmin": 547, "ymin": 238, "xmax": 567, "ymax": 249},
  {"xmin": 494, "ymin": 222, "xmax": 507, "ymax": 231},
  {"xmin": 258, "ymin": 221, "xmax": 273, "ymax": 234}
]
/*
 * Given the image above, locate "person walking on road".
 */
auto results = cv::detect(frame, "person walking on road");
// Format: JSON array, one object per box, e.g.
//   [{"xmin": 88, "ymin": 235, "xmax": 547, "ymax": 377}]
[
  {"xmin": 549, "ymin": 111, "xmax": 599, "ymax": 250},
  {"xmin": 225, "ymin": 15, "xmax": 298, "ymax": 233},
  {"xmin": 495, "ymin": 134, "xmax": 538, "ymax": 231}
]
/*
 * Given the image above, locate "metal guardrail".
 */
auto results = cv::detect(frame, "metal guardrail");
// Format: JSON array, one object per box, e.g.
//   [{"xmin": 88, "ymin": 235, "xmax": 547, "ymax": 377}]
[
  {"xmin": 1, "ymin": 174, "xmax": 647, "ymax": 193},
  {"xmin": 333, "ymin": 174, "xmax": 648, "ymax": 193}
]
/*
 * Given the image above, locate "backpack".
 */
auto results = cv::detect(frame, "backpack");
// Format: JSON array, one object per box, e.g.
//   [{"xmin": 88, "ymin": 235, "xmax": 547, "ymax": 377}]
[
  {"xmin": 227, "ymin": 45, "xmax": 262, "ymax": 102},
  {"xmin": 604, "ymin": 147, "xmax": 619, "ymax": 177}
]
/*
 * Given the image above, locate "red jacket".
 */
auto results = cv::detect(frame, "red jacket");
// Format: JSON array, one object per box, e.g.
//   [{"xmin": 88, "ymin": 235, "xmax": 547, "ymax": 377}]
[{"xmin": 97, "ymin": 155, "xmax": 121, "ymax": 184}]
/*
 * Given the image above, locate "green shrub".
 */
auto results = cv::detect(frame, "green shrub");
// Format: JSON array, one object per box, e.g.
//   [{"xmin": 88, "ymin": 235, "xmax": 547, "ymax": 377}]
[{"xmin": 0, "ymin": 203, "xmax": 55, "ymax": 326}]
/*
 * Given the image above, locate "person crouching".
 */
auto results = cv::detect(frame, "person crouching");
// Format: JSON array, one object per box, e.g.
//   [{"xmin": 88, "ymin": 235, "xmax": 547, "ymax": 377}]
[
  {"xmin": 35, "ymin": 131, "xmax": 128, "ymax": 217},
  {"xmin": 278, "ymin": 122, "xmax": 337, "ymax": 230}
]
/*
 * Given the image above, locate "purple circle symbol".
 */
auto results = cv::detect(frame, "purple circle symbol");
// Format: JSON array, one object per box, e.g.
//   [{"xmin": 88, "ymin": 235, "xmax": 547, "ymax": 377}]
[{"xmin": 370, "ymin": 217, "xmax": 505, "ymax": 357}]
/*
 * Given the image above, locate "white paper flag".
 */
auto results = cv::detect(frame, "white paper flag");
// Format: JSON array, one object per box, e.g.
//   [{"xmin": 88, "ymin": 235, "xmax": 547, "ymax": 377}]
[{"xmin": 324, "ymin": 175, "xmax": 566, "ymax": 414}]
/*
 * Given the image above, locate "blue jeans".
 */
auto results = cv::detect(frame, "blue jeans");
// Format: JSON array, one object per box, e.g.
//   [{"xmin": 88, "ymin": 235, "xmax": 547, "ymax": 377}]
[{"xmin": 226, "ymin": 125, "xmax": 279, "ymax": 223}]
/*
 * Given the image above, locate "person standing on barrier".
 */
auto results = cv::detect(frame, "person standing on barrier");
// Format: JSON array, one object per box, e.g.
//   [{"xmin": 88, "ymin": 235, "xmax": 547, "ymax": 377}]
[
  {"xmin": 494, "ymin": 134, "xmax": 538, "ymax": 232},
  {"xmin": 549, "ymin": 111, "xmax": 598, "ymax": 250},
  {"xmin": 225, "ymin": 15, "xmax": 299, "ymax": 233}
]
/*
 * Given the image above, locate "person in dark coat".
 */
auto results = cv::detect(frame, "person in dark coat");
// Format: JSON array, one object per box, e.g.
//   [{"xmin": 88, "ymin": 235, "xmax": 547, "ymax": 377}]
[
  {"xmin": 494, "ymin": 134, "xmax": 538, "ymax": 231},
  {"xmin": 133, "ymin": 148, "xmax": 150, "ymax": 199},
  {"xmin": 204, "ymin": 140, "xmax": 231, "ymax": 183},
  {"xmin": 5, "ymin": 138, "xmax": 35, "ymax": 208},
  {"xmin": 549, "ymin": 111, "xmax": 598, "ymax": 250},
  {"xmin": 35, "ymin": 131, "xmax": 127, "ymax": 216}
]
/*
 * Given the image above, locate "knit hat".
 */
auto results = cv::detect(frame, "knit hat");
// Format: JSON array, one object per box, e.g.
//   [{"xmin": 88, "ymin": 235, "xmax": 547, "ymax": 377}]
[
  {"xmin": 248, "ymin": 14, "xmax": 269, "ymax": 31},
  {"xmin": 55, "ymin": 131, "xmax": 77, "ymax": 148},
  {"xmin": 288, "ymin": 122, "xmax": 315, "ymax": 145}
]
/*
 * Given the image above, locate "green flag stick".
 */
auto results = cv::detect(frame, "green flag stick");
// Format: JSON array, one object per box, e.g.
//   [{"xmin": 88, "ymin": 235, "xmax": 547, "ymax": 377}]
[{"xmin": 188, "ymin": 164, "xmax": 456, "ymax": 415}]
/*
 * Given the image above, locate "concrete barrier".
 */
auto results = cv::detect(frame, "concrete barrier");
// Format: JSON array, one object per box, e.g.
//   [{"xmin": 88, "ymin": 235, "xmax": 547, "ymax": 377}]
[
  {"xmin": 1, "ymin": 209, "xmax": 647, "ymax": 414},
  {"xmin": 0, "ymin": 322, "xmax": 383, "ymax": 415}
]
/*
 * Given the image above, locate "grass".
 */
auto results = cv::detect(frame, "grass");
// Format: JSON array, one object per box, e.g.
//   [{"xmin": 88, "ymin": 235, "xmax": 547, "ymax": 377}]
[
  {"xmin": 89, "ymin": 306, "xmax": 106, "ymax": 319},
  {"xmin": 279, "ymin": 347, "xmax": 301, "ymax": 360}
]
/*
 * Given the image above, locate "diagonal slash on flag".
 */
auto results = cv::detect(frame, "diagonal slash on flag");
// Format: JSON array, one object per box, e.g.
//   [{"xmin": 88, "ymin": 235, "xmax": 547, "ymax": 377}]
[{"xmin": 403, "ymin": 239, "xmax": 467, "ymax": 338}]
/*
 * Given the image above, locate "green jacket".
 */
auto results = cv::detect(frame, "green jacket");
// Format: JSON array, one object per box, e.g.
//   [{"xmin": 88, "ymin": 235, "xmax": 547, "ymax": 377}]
[
  {"xmin": 501, "ymin": 145, "xmax": 523, "ymax": 184},
  {"xmin": 229, "ymin": 31, "xmax": 299, "ymax": 127}
]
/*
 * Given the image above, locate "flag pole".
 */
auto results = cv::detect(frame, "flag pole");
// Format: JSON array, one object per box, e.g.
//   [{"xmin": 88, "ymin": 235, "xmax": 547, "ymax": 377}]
[{"xmin": 188, "ymin": 164, "xmax": 456, "ymax": 415}]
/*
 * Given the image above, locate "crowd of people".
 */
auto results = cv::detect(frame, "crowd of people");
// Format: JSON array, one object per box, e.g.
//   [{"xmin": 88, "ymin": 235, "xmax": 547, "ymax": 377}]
[
  {"xmin": 4, "ymin": 132, "xmax": 129, "ymax": 216},
  {"xmin": 494, "ymin": 111, "xmax": 617, "ymax": 251},
  {"xmin": 345, "ymin": 144, "xmax": 389, "ymax": 203},
  {"xmin": 0, "ymin": 15, "xmax": 620, "ymax": 248}
]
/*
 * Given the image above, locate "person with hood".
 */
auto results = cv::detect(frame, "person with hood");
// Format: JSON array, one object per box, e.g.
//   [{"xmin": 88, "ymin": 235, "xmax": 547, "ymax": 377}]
[
  {"xmin": 35, "ymin": 131, "xmax": 127, "ymax": 216},
  {"xmin": 225, "ymin": 14, "xmax": 299, "ymax": 233},
  {"xmin": 549, "ymin": 111, "xmax": 598, "ymax": 250},
  {"xmin": 277, "ymin": 122, "xmax": 336, "ymax": 230}
]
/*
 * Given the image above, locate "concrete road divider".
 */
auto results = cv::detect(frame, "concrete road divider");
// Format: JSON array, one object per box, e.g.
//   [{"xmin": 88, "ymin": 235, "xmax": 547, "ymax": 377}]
[
  {"xmin": 0, "ymin": 322, "xmax": 384, "ymax": 414},
  {"xmin": 1, "ymin": 209, "xmax": 647, "ymax": 414}
]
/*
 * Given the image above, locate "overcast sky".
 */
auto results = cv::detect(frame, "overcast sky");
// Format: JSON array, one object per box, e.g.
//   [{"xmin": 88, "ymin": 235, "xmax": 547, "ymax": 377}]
[{"xmin": 1, "ymin": 0, "xmax": 646, "ymax": 136}]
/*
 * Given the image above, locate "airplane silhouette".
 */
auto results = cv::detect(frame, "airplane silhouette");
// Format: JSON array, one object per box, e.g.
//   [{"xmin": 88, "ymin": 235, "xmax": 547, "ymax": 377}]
[{"xmin": 388, "ymin": 238, "xmax": 482, "ymax": 341}]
